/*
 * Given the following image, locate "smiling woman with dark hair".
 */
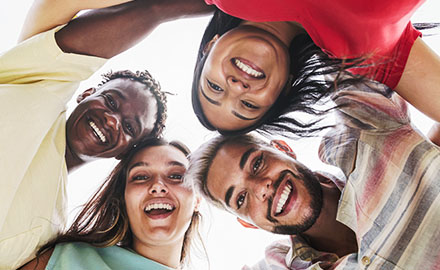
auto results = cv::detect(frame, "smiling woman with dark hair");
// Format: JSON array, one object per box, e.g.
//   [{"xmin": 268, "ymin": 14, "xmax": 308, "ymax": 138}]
[
  {"xmin": 20, "ymin": 138, "xmax": 205, "ymax": 270},
  {"xmin": 192, "ymin": 0, "xmax": 440, "ymax": 141}
]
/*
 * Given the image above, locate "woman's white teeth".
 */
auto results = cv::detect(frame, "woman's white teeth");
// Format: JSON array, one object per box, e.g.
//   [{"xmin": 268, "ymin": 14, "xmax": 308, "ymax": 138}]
[
  {"xmin": 234, "ymin": 59, "xmax": 264, "ymax": 78},
  {"xmin": 89, "ymin": 120, "xmax": 106, "ymax": 143},
  {"xmin": 145, "ymin": 203, "xmax": 173, "ymax": 212},
  {"xmin": 276, "ymin": 184, "xmax": 292, "ymax": 214}
]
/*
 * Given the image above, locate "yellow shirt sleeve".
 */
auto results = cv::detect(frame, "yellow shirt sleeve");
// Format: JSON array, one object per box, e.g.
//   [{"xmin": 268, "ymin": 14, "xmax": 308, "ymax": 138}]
[{"xmin": 0, "ymin": 26, "xmax": 106, "ymax": 269}]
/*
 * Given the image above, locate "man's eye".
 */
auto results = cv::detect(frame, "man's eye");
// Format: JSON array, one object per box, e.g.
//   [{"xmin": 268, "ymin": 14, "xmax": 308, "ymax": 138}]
[
  {"xmin": 252, "ymin": 154, "xmax": 263, "ymax": 174},
  {"xmin": 241, "ymin": 100, "xmax": 259, "ymax": 109},
  {"xmin": 237, "ymin": 192, "xmax": 247, "ymax": 209},
  {"xmin": 125, "ymin": 122, "xmax": 134, "ymax": 135},
  {"xmin": 104, "ymin": 94, "xmax": 117, "ymax": 109},
  {"xmin": 207, "ymin": 79, "xmax": 223, "ymax": 92}
]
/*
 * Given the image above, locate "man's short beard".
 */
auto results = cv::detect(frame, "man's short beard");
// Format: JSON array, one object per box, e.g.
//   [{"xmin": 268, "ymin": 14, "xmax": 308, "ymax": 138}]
[{"xmin": 272, "ymin": 167, "xmax": 323, "ymax": 235}]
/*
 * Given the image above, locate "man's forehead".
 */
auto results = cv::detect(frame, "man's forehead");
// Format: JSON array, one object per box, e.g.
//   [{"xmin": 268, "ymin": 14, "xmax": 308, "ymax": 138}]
[{"xmin": 207, "ymin": 142, "xmax": 257, "ymax": 186}]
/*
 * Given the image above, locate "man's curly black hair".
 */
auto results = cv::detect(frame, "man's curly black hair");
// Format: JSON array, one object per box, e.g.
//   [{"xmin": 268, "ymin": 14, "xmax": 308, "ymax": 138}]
[{"xmin": 100, "ymin": 70, "xmax": 167, "ymax": 139}]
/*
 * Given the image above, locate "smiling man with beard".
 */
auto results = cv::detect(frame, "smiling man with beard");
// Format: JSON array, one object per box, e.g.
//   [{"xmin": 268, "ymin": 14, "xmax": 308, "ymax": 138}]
[
  {"xmin": 0, "ymin": 0, "xmax": 212, "ymax": 268},
  {"xmin": 188, "ymin": 80, "xmax": 440, "ymax": 269}
]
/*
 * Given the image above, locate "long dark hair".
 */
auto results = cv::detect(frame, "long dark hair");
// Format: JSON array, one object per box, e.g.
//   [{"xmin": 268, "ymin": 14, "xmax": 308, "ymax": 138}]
[
  {"xmin": 191, "ymin": 10, "xmax": 388, "ymax": 138},
  {"xmin": 36, "ymin": 138, "xmax": 204, "ymax": 267}
]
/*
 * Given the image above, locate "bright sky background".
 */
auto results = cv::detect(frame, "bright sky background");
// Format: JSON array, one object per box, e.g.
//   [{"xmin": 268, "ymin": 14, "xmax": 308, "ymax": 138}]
[{"xmin": 2, "ymin": 1, "xmax": 440, "ymax": 269}]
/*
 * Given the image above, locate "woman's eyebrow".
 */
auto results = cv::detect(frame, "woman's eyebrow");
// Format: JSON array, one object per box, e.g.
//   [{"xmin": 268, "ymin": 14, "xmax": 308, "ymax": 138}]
[
  {"xmin": 128, "ymin": 161, "xmax": 149, "ymax": 172},
  {"xmin": 168, "ymin": 161, "xmax": 186, "ymax": 168},
  {"xmin": 201, "ymin": 86, "xmax": 259, "ymax": 121},
  {"xmin": 232, "ymin": 111, "xmax": 259, "ymax": 121},
  {"xmin": 200, "ymin": 86, "xmax": 221, "ymax": 106}
]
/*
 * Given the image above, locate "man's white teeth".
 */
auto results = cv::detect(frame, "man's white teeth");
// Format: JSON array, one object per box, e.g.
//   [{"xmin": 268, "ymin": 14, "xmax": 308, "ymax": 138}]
[
  {"xmin": 234, "ymin": 59, "xmax": 264, "ymax": 78},
  {"xmin": 276, "ymin": 184, "xmax": 292, "ymax": 214},
  {"xmin": 145, "ymin": 203, "xmax": 173, "ymax": 212},
  {"xmin": 89, "ymin": 121, "xmax": 106, "ymax": 143}
]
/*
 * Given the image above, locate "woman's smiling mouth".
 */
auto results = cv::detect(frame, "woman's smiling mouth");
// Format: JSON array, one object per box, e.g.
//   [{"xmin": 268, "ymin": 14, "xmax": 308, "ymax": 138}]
[{"xmin": 232, "ymin": 58, "xmax": 266, "ymax": 78}]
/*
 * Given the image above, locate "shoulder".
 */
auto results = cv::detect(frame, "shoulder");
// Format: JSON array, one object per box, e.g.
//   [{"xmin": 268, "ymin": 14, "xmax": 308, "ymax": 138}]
[
  {"xmin": 18, "ymin": 248, "xmax": 54, "ymax": 270},
  {"xmin": 331, "ymin": 80, "xmax": 410, "ymax": 130}
]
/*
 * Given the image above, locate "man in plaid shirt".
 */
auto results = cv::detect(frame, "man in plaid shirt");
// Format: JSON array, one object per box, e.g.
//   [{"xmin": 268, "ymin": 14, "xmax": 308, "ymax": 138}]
[{"xmin": 188, "ymin": 80, "xmax": 440, "ymax": 269}]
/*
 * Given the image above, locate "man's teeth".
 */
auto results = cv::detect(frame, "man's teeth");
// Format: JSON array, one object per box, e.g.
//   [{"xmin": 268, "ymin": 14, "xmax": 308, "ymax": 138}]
[
  {"xmin": 145, "ymin": 203, "xmax": 173, "ymax": 212},
  {"xmin": 234, "ymin": 59, "xmax": 264, "ymax": 78},
  {"xmin": 89, "ymin": 121, "xmax": 106, "ymax": 143},
  {"xmin": 276, "ymin": 184, "xmax": 292, "ymax": 214}
]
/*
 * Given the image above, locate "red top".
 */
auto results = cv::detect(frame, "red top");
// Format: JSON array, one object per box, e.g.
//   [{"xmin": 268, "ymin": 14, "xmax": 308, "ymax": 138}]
[{"xmin": 205, "ymin": 0, "xmax": 424, "ymax": 89}]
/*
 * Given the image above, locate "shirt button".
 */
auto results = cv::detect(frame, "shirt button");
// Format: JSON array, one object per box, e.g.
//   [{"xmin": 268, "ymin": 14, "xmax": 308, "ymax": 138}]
[{"xmin": 361, "ymin": 256, "xmax": 371, "ymax": 266}]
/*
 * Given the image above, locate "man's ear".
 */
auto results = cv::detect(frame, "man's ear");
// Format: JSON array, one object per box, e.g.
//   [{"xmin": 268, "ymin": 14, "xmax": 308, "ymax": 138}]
[
  {"xmin": 237, "ymin": 217, "xmax": 258, "ymax": 229},
  {"xmin": 76, "ymin": 87, "xmax": 96, "ymax": 103},
  {"xmin": 203, "ymin": 34, "xmax": 220, "ymax": 55},
  {"xmin": 270, "ymin": 140, "xmax": 297, "ymax": 159}
]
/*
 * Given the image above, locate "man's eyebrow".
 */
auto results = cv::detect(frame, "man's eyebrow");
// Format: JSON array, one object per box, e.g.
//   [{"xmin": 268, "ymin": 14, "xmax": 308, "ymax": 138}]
[
  {"xmin": 240, "ymin": 147, "xmax": 257, "ymax": 170},
  {"xmin": 232, "ymin": 111, "xmax": 259, "ymax": 121},
  {"xmin": 107, "ymin": 89, "xmax": 127, "ymax": 100},
  {"xmin": 200, "ymin": 87, "xmax": 221, "ymax": 106},
  {"xmin": 225, "ymin": 186, "xmax": 235, "ymax": 208}
]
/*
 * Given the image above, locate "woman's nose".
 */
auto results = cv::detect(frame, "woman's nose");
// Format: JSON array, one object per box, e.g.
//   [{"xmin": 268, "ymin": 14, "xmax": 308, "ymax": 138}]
[
  {"xmin": 148, "ymin": 178, "xmax": 168, "ymax": 195},
  {"xmin": 227, "ymin": 76, "xmax": 250, "ymax": 93}
]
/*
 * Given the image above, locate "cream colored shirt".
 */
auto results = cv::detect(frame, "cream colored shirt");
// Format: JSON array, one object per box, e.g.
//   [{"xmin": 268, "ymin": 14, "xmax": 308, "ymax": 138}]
[{"xmin": 0, "ymin": 27, "xmax": 106, "ymax": 269}]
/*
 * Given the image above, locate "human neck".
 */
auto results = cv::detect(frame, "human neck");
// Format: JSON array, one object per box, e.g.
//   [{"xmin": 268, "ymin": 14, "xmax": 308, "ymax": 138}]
[
  {"xmin": 65, "ymin": 143, "xmax": 86, "ymax": 172},
  {"xmin": 133, "ymin": 238, "xmax": 183, "ymax": 269},
  {"xmin": 240, "ymin": 21, "xmax": 304, "ymax": 47},
  {"xmin": 302, "ymin": 177, "xmax": 358, "ymax": 257}
]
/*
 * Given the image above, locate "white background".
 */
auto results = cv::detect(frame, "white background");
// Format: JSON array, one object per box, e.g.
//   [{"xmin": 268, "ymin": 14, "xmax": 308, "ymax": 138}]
[{"xmin": 2, "ymin": 1, "xmax": 439, "ymax": 269}]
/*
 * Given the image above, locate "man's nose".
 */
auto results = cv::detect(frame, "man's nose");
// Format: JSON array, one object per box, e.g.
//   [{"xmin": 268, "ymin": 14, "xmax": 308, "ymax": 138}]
[
  {"xmin": 252, "ymin": 178, "xmax": 272, "ymax": 201},
  {"xmin": 103, "ymin": 111, "xmax": 120, "ymax": 130}
]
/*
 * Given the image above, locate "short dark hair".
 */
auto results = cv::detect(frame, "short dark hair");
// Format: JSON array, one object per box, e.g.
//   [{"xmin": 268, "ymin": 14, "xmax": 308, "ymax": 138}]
[
  {"xmin": 187, "ymin": 134, "xmax": 269, "ymax": 210},
  {"xmin": 191, "ymin": 9, "xmax": 365, "ymax": 139},
  {"xmin": 101, "ymin": 70, "xmax": 167, "ymax": 139}
]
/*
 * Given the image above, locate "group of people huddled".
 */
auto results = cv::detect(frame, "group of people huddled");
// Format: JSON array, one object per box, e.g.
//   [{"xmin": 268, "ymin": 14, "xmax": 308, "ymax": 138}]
[{"xmin": 2, "ymin": 0, "xmax": 440, "ymax": 269}]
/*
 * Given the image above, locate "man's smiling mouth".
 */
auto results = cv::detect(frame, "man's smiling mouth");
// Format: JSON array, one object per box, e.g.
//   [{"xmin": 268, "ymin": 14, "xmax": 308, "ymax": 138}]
[
  {"xmin": 275, "ymin": 181, "xmax": 293, "ymax": 215},
  {"xmin": 88, "ymin": 120, "xmax": 107, "ymax": 143}
]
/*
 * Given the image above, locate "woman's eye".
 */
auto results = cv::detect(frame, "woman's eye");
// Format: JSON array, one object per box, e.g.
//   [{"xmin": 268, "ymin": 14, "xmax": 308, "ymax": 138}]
[
  {"xmin": 242, "ymin": 100, "xmax": 259, "ymax": 109},
  {"xmin": 207, "ymin": 79, "xmax": 223, "ymax": 92},
  {"xmin": 237, "ymin": 192, "xmax": 247, "ymax": 209},
  {"xmin": 169, "ymin": 174, "xmax": 184, "ymax": 182},
  {"xmin": 131, "ymin": 175, "xmax": 149, "ymax": 181},
  {"xmin": 252, "ymin": 154, "xmax": 263, "ymax": 174}
]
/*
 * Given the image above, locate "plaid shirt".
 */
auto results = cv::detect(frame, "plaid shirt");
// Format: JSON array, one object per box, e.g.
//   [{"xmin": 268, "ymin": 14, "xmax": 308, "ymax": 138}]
[{"xmin": 245, "ymin": 82, "xmax": 440, "ymax": 270}]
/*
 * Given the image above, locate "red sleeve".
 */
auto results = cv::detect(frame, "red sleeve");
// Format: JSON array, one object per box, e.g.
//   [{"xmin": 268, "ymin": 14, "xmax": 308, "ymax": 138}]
[{"xmin": 348, "ymin": 22, "xmax": 422, "ymax": 89}]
